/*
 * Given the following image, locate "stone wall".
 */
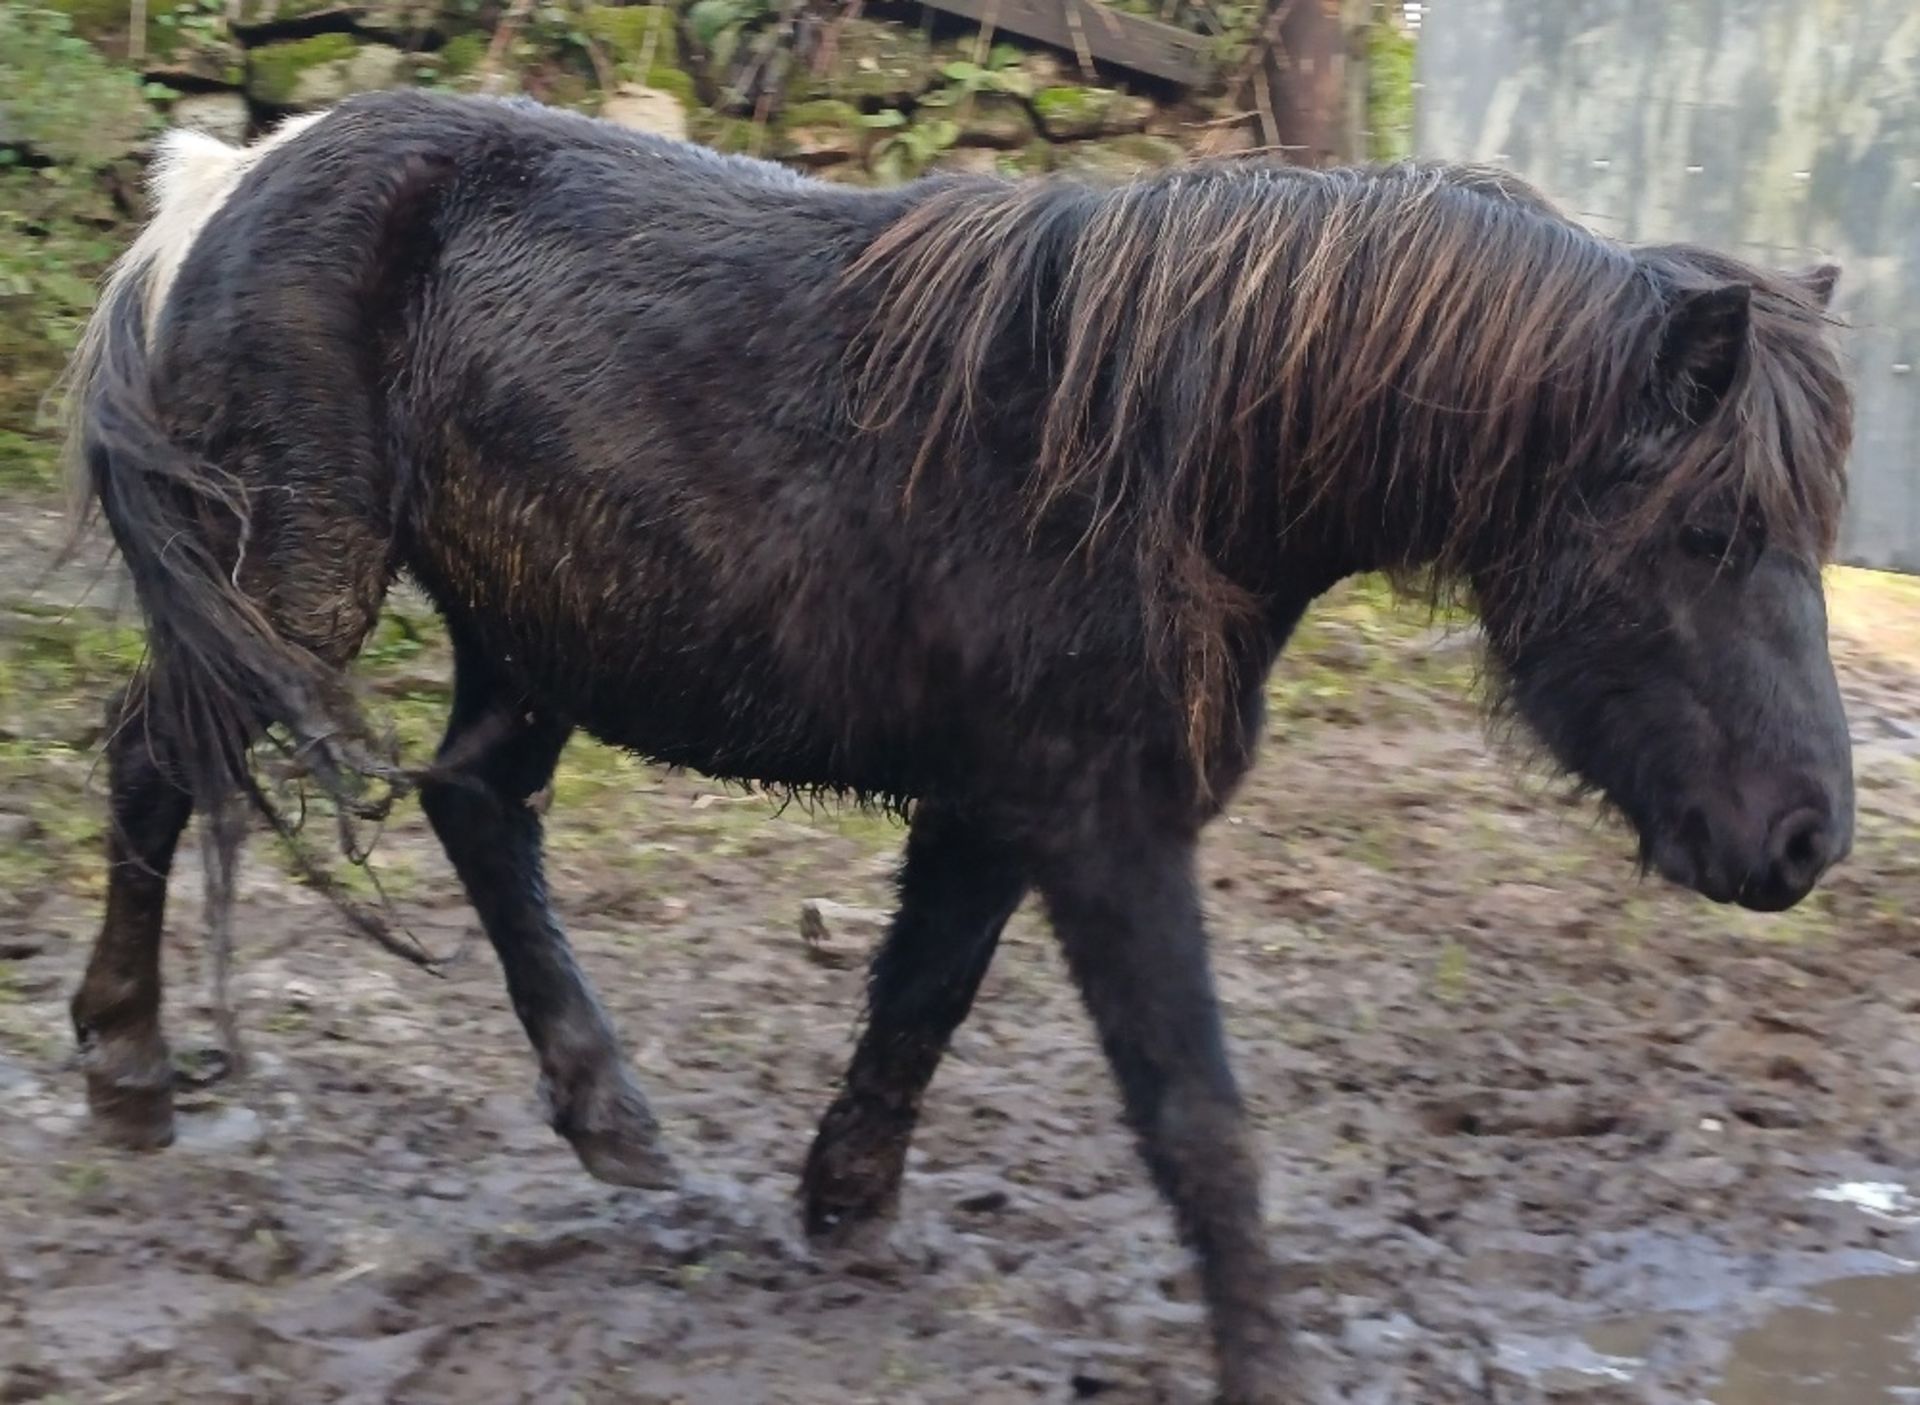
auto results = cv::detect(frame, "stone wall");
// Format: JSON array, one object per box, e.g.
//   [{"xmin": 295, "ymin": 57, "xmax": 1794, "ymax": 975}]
[{"xmin": 38, "ymin": 0, "xmax": 1247, "ymax": 185}]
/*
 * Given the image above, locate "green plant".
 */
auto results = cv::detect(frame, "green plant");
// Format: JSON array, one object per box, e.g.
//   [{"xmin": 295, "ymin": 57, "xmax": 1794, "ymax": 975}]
[
  {"xmin": 685, "ymin": 0, "xmax": 771, "ymax": 76},
  {"xmin": 0, "ymin": 2, "xmax": 149, "ymax": 489},
  {"xmin": 0, "ymin": 3, "xmax": 155, "ymax": 165},
  {"xmin": 932, "ymin": 42, "xmax": 1031, "ymax": 100},
  {"xmin": 860, "ymin": 109, "xmax": 957, "ymax": 183}
]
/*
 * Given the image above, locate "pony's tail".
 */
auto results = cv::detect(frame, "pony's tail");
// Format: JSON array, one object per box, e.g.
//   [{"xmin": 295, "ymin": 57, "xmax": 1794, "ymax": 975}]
[
  {"xmin": 60, "ymin": 126, "xmax": 435, "ymax": 983},
  {"xmin": 64, "ymin": 126, "xmax": 389, "ymax": 813}
]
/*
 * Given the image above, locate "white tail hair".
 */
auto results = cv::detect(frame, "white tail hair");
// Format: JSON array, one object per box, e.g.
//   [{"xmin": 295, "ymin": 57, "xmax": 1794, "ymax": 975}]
[{"xmin": 60, "ymin": 112, "xmax": 331, "ymax": 506}]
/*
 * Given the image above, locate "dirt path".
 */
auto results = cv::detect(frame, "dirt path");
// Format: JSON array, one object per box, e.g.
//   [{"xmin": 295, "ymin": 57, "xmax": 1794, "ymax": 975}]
[{"xmin": 3, "ymin": 519, "xmax": 1919, "ymax": 1404}]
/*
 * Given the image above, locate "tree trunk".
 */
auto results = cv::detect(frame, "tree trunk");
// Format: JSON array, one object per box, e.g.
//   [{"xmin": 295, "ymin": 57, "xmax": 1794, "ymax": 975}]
[{"xmin": 1250, "ymin": 0, "xmax": 1368, "ymax": 166}]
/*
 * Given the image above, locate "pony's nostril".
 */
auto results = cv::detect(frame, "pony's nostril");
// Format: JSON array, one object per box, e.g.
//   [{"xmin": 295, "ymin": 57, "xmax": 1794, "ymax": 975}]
[{"xmin": 1766, "ymin": 807, "xmax": 1833, "ymax": 890}]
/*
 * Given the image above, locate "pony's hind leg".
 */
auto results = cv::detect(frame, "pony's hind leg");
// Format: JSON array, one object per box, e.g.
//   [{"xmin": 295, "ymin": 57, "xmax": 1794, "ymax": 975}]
[
  {"xmin": 801, "ymin": 804, "xmax": 1028, "ymax": 1242},
  {"xmin": 71, "ymin": 683, "xmax": 195, "ymax": 1150},
  {"xmin": 418, "ymin": 638, "xmax": 674, "ymax": 1190}
]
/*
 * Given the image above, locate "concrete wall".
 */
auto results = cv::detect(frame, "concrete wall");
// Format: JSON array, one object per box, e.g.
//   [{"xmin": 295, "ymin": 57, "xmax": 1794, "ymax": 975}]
[{"xmin": 1416, "ymin": 0, "xmax": 1920, "ymax": 571}]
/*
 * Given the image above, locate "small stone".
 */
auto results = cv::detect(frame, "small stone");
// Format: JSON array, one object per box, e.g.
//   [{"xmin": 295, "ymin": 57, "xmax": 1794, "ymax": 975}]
[
  {"xmin": 0, "ymin": 814, "xmax": 35, "ymax": 846},
  {"xmin": 166, "ymin": 92, "xmax": 251, "ymax": 144},
  {"xmin": 416, "ymin": 1175, "xmax": 469, "ymax": 1201},
  {"xmin": 797, "ymin": 900, "xmax": 886, "ymax": 969},
  {"xmin": 779, "ymin": 100, "xmax": 862, "ymax": 167},
  {"xmin": 175, "ymin": 1104, "xmax": 268, "ymax": 1154},
  {"xmin": 601, "ymin": 83, "xmax": 687, "ymax": 141},
  {"xmin": 954, "ymin": 1186, "xmax": 1011, "ymax": 1214}
]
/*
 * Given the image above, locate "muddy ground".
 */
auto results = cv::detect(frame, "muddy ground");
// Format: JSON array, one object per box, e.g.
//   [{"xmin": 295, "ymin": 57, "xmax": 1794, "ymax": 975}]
[{"xmin": 4, "ymin": 496, "xmax": 1920, "ymax": 1404}]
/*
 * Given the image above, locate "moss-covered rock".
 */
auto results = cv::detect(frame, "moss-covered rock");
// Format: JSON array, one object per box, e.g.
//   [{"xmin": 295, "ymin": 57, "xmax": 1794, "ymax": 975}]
[
  {"xmin": 929, "ymin": 146, "xmax": 999, "ymax": 176},
  {"xmin": 248, "ymin": 34, "xmax": 407, "ymax": 108},
  {"xmin": 792, "ymin": 19, "xmax": 935, "ymax": 107},
  {"xmin": 947, "ymin": 93, "xmax": 1034, "ymax": 149},
  {"xmin": 143, "ymin": 33, "xmax": 247, "ymax": 90},
  {"xmin": 776, "ymin": 98, "xmax": 861, "ymax": 167},
  {"xmin": 1032, "ymin": 85, "xmax": 1154, "ymax": 141},
  {"xmin": 1016, "ymin": 137, "xmax": 1055, "ymax": 174},
  {"xmin": 1054, "ymin": 133, "xmax": 1183, "ymax": 181}
]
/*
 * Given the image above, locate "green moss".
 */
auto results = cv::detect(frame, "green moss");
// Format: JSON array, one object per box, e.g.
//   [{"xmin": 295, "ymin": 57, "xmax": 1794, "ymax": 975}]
[
  {"xmin": 641, "ymin": 63, "xmax": 695, "ymax": 108},
  {"xmin": 1031, "ymin": 85, "xmax": 1152, "ymax": 140},
  {"xmin": 783, "ymin": 98, "xmax": 860, "ymax": 129},
  {"xmin": 1033, "ymin": 86, "xmax": 1096, "ymax": 123},
  {"xmin": 777, "ymin": 98, "xmax": 861, "ymax": 164},
  {"xmin": 436, "ymin": 30, "xmax": 486, "ymax": 78},
  {"xmin": 246, "ymin": 31, "xmax": 355, "ymax": 107},
  {"xmin": 688, "ymin": 108, "xmax": 765, "ymax": 155},
  {"xmin": 580, "ymin": 4, "xmax": 679, "ymax": 69},
  {"xmin": 1016, "ymin": 137, "xmax": 1054, "ymax": 173}
]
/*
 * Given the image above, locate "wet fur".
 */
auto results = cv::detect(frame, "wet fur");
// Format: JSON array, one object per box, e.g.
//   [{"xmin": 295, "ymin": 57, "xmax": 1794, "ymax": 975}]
[{"xmin": 59, "ymin": 90, "xmax": 1856, "ymax": 1405}]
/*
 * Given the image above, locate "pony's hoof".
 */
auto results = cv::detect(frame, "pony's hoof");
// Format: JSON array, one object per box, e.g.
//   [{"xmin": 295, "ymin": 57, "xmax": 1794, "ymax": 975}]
[
  {"xmin": 570, "ymin": 1126, "xmax": 680, "ymax": 1190},
  {"xmin": 77, "ymin": 1030, "xmax": 176, "ymax": 1151},
  {"xmin": 545, "ymin": 1067, "xmax": 677, "ymax": 1190},
  {"xmin": 83, "ymin": 1062, "xmax": 177, "ymax": 1151},
  {"xmin": 799, "ymin": 1176, "xmax": 901, "ymax": 1247},
  {"xmin": 798, "ymin": 1103, "xmax": 910, "ymax": 1245}
]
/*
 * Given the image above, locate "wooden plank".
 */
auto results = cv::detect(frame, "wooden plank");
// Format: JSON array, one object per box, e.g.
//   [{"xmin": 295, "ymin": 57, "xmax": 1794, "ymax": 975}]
[{"xmin": 917, "ymin": 0, "xmax": 1216, "ymax": 88}]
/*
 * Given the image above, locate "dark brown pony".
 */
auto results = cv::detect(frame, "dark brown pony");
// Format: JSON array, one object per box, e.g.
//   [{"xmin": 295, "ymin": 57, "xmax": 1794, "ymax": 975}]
[{"xmin": 62, "ymin": 91, "xmax": 1853, "ymax": 1404}]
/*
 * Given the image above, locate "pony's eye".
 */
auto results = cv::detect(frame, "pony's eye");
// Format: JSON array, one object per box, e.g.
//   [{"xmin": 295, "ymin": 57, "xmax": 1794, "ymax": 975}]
[{"xmin": 1681, "ymin": 523, "xmax": 1735, "ymax": 560}]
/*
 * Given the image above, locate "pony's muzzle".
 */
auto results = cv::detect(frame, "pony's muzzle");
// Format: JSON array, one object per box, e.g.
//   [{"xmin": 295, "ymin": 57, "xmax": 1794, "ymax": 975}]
[{"xmin": 1656, "ymin": 788, "xmax": 1848, "ymax": 913}]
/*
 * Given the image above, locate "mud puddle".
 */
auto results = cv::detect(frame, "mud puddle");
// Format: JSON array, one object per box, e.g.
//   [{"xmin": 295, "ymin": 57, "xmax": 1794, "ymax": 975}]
[{"xmin": 1566, "ymin": 1187, "xmax": 1920, "ymax": 1403}]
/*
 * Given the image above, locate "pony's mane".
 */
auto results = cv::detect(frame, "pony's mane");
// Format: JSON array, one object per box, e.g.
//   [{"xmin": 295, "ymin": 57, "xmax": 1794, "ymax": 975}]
[{"xmin": 844, "ymin": 158, "xmax": 1852, "ymax": 762}]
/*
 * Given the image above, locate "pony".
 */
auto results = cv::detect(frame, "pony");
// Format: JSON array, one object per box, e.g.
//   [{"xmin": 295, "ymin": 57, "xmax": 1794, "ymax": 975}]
[{"xmin": 60, "ymin": 90, "xmax": 1854, "ymax": 1404}]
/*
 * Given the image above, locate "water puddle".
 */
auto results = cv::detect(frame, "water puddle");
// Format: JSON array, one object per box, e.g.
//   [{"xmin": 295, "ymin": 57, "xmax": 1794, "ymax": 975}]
[
  {"xmin": 1706, "ymin": 1274, "xmax": 1920, "ymax": 1403},
  {"xmin": 1572, "ymin": 1183, "xmax": 1920, "ymax": 1402}
]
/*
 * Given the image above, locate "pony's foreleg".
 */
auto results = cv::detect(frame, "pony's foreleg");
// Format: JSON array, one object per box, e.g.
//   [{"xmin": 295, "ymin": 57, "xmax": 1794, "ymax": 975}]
[
  {"xmin": 1037, "ymin": 816, "xmax": 1293, "ymax": 1405},
  {"xmin": 800, "ymin": 804, "xmax": 1027, "ymax": 1242},
  {"xmin": 418, "ymin": 638, "xmax": 674, "ymax": 1189},
  {"xmin": 71, "ymin": 683, "xmax": 196, "ymax": 1150}
]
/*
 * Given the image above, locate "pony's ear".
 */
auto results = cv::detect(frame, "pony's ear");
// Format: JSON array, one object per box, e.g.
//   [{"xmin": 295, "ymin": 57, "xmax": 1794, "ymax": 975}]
[
  {"xmin": 1655, "ymin": 282, "xmax": 1751, "ymax": 422},
  {"xmin": 1796, "ymin": 262, "xmax": 1841, "ymax": 310}
]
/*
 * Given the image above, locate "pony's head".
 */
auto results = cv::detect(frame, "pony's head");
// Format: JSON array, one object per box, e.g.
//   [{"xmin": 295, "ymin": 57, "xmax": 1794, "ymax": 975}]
[{"xmin": 1478, "ymin": 254, "xmax": 1853, "ymax": 912}]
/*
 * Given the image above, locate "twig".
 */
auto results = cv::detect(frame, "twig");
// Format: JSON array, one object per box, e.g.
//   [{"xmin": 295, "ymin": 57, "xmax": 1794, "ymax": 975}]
[
  {"xmin": 477, "ymin": 0, "xmax": 536, "ymax": 96},
  {"xmin": 1181, "ymin": 109, "xmax": 1258, "ymax": 130},
  {"xmin": 129, "ymin": 0, "xmax": 147, "ymax": 64},
  {"xmin": 971, "ymin": 0, "xmax": 1001, "ymax": 65},
  {"xmin": 1252, "ymin": 53, "xmax": 1278, "ymax": 149},
  {"xmin": 813, "ymin": 0, "xmax": 863, "ymax": 78},
  {"xmin": 577, "ymin": 5, "xmax": 616, "ymax": 95}
]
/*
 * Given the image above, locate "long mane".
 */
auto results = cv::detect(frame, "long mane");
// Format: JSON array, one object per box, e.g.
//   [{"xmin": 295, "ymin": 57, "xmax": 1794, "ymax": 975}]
[{"xmin": 843, "ymin": 158, "xmax": 1852, "ymax": 760}]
